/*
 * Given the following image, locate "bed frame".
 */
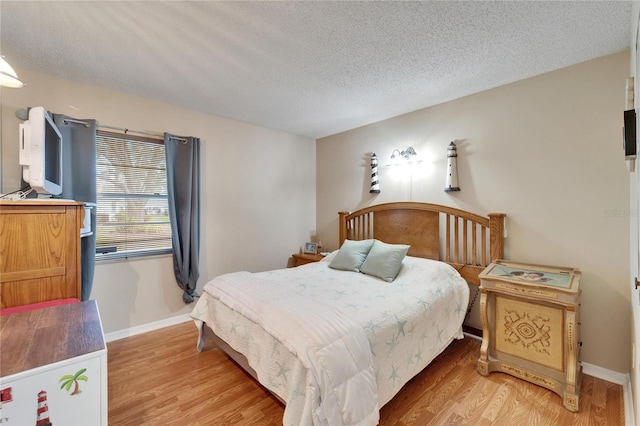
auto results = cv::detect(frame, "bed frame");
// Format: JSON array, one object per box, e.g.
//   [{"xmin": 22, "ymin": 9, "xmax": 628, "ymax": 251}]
[
  {"xmin": 200, "ymin": 202, "xmax": 507, "ymax": 408},
  {"xmin": 339, "ymin": 201, "xmax": 506, "ymax": 285}
]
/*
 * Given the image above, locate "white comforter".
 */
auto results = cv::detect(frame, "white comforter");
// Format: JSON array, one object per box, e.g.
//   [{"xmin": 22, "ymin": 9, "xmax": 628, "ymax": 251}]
[
  {"xmin": 191, "ymin": 254, "xmax": 469, "ymax": 425},
  {"xmin": 206, "ymin": 271, "xmax": 379, "ymax": 425}
]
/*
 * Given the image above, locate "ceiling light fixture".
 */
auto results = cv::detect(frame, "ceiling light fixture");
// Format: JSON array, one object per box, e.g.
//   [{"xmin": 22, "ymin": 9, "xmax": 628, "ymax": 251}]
[{"xmin": 0, "ymin": 56, "xmax": 25, "ymax": 88}]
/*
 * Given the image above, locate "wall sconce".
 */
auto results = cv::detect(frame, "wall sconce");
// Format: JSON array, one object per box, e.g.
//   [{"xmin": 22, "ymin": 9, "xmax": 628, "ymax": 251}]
[
  {"xmin": 445, "ymin": 141, "xmax": 460, "ymax": 192},
  {"xmin": 390, "ymin": 147, "xmax": 417, "ymax": 161},
  {"xmin": 0, "ymin": 56, "xmax": 25, "ymax": 88}
]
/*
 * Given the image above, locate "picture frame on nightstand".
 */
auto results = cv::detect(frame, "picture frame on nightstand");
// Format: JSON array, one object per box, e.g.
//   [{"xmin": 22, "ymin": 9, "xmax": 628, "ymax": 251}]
[{"xmin": 303, "ymin": 242, "xmax": 317, "ymax": 254}]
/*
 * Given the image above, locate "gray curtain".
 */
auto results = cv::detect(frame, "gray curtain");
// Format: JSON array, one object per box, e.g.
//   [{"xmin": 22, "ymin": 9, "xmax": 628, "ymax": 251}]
[
  {"xmin": 165, "ymin": 133, "xmax": 201, "ymax": 303},
  {"xmin": 53, "ymin": 114, "xmax": 97, "ymax": 302}
]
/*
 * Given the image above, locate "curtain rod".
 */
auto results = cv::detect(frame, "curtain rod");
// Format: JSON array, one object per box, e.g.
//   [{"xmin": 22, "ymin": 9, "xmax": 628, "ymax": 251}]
[
  {"xmin": 61, "ymin": 120, "xmax": 189, "ymax": 143},
  {"xmin": 98, "ymin": 124, "xmax": 188, "ymax": 142},
  {"xmin": 28, "ymin": 110, "xmax": 188, "ymax": 142},
  {"xmin": 99, "ymin": 124, "xmax": 162, "ymax": 138},
  {"xmin": 63, "ymin": 118, "xmax": 91, "ymax": 128}
]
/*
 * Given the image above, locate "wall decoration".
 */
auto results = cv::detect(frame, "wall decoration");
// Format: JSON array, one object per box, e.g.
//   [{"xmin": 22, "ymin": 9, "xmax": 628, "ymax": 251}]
[
  {"xmin": 445, "ymin": 142, "xmax": 460, "ymax": 192},
  {"xmin": 369, "ymin": 153, "xmax": 380, "ymax": 193},
  {"xmin": 624, "ymin": 77, "xmax": 636, "ymax": 172}
]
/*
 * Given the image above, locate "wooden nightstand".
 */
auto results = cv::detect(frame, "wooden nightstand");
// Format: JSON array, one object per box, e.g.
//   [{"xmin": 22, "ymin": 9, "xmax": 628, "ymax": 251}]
[
  {"xmin": 477, "ymin": 260, "xmax": 581, "ymax": 412},
  {"xmin": 292, "ymin": 253, "xmax": 325, "ymax": 267}
]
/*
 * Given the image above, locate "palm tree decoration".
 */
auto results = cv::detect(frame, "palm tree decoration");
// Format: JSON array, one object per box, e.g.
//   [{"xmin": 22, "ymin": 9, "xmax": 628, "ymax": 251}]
[{"xmin": 59, "ymin": 368, "xmax": 88, "ymax": 395}]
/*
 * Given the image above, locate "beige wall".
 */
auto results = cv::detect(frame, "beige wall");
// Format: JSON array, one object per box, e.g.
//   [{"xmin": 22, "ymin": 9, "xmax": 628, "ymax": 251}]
[
  {"xmin": 1, "ymin": 69, "xmax": 316, "ymax": 334},
  {"xmin": 317, "ymin": 51, "xmax": 631, "ymax": 373},
  {"xmin": 0, "ymin": 53, "xmax": 632, "ymax": 373}
]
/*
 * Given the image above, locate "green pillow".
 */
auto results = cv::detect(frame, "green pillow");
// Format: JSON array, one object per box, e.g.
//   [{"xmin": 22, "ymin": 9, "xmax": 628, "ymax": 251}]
[
  {"xmin": 360, "ymin": 240, "xmax": 410, "ymax": 282},
  {"xmin": 329, "ymin": 239, "xmax": 375, "ymax": 272}
]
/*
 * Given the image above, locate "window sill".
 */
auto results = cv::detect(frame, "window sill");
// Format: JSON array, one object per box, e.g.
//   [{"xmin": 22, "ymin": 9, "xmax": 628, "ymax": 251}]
[{"xmin": 95, "ymin": 249, "xmax": 173, "ymax": 264}]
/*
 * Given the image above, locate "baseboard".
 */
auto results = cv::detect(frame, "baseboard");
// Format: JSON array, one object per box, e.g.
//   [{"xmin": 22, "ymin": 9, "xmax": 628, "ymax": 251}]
[
  {"xmin": 104, "ymin": 313, "xmax": 192, "ymax": 343},
  {"xmin": 581, "ymin": 363, "xmax": 635, "ymax": 426},
  {"xmin": 582, "ymin": 362, "xmax": 626, "ymax": 385},
  {"xmin": 623, "ymin": 377, "xmax": 635, "ymax": 426},
  {"xmin": 463, "ymin": 331, "xmax": 482, "ymax": 341},
  {"xmin": 461, "ymin": 336, "xmax": 634, "ymax": 425},
  {"xmin": 462, "ymin": 325, "xmax": 482, "ymax": 338}
]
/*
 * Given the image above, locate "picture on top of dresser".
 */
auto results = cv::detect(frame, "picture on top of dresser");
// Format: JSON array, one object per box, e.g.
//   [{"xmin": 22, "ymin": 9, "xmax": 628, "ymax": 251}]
[{"xmin": 487, "ymin": 264, "xmax": 571, "ymax": 286}]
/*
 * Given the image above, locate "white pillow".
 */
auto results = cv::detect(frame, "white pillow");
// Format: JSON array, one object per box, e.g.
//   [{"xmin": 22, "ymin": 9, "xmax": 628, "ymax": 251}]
[
  {"xmin": 360, "ymin": 240, "xmax": 410, "ymax": 282},
  {"xmin": 328, "ymin": 239, "xmax": 375, "ymax": 272}
]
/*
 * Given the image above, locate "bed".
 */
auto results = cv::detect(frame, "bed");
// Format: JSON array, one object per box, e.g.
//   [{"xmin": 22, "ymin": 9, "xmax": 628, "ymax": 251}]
[{"xmin": 191, "ymin": 202, "xmax": 506, "ymax": 425}]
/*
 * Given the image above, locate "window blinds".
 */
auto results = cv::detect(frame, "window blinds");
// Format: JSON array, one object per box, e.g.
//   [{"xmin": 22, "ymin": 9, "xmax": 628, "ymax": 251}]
[{"xmin": 95, "ymin": 131, "xmax": 172, "ymax": 258}]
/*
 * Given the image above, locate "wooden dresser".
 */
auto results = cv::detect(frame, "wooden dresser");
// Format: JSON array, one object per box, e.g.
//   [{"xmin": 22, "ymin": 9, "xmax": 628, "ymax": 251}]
[
  {"xmin": 0, "ymin": 200, "xmax": 84, "ymax": 308},
  {"xmin": 477, "ymin": 260, "xmax": 582, "ymax": 411}
]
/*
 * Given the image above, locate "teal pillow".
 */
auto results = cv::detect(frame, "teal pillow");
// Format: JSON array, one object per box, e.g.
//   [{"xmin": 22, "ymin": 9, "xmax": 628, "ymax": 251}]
[
  {"xmin": 360, "ymin": 240, "xmax": 410, "ymax": 282},
  {"xmin": 329, "ymin": 239, "xmax": 375, "ymax": 272}
]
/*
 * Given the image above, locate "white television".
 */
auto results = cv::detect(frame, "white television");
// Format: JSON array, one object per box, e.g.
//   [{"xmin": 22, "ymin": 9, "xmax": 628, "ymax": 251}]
[{"xmin": 19, "ymin": 106, "xmax": 63, "ymax": 196}]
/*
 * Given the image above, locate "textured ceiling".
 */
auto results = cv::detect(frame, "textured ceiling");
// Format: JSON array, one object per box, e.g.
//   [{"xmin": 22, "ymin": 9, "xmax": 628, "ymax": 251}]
[{"xmin": 0, "ymin": 1, "xmax": 633, "ymax": 139}]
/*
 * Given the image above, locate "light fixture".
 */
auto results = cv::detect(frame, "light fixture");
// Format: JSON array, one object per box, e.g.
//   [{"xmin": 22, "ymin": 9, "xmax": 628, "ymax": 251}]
[
  {"xmin": 0, "ymin": 56, "xmax": 25, "ymax": 88},
  {"xmin": 445, "ymin": 141, "xmax": 460, "ymax": 192},
  {"xmin": 390, "ymin": 147, "xmax": 417, "ymax": 160}
]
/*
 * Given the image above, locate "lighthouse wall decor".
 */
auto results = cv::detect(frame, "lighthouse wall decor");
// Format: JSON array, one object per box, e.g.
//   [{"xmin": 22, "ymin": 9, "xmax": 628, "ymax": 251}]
[
  {"xmin": 370, "ymin": 153, "xmax": 380, "ymax": 193},
  {"xmin": 445, "ymin": 141, "xmax": 460, "ymax": 192}
]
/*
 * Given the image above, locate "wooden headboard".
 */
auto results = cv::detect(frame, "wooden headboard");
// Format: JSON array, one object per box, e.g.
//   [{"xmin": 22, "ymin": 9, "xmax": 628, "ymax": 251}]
[{"xmin": 338, "ymin": 202, "xmax": 506, "ymax": 285}]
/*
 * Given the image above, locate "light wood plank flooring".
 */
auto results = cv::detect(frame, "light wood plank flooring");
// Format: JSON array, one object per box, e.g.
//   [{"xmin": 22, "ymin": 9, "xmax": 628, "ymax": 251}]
[{"xmin": 107, "ymin": 322, "xmax": 624, "ymax": 425}]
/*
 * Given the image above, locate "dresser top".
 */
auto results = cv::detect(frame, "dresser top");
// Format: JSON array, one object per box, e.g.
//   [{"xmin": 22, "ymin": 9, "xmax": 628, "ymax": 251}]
[
  {"xmin": 0, "ymin": 199, "xmax": 83, "ymax": 205},
  {"xmin": 0, "ymin": 300, "xmax": 105, "ymax": 377}
]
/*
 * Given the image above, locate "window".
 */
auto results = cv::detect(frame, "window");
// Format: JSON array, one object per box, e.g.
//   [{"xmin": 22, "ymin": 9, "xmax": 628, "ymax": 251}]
[{"xmin": 95, "ymin": 130, "xmax": 172, "ymax": 260}]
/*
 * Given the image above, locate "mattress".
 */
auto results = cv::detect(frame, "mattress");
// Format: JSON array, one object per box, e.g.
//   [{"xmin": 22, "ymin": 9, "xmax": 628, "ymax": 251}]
[{"xmin": 191, "ymin": 253, "xmax": 469, "ymax": 425}]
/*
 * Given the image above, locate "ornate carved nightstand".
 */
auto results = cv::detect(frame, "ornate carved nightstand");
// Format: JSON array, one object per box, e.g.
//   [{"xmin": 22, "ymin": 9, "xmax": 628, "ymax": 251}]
[{"xmin": 477, "ymin": 260, "xmax": 582, "ymax": 412}]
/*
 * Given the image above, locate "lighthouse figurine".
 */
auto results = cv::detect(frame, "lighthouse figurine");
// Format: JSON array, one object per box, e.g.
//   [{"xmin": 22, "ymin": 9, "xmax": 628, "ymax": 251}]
[
  {"xmin": 445, "ymin": 142, "xmax": 460, "ymax": 192},
  {"xmin": 369, "ymin": 153, "xmax": 380, "ymax": 193}
]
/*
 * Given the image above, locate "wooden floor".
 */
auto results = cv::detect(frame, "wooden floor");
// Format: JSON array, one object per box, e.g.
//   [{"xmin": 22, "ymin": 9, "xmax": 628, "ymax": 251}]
[{"xmin": 107, "ymin": 321, "xmax": 624, "ymax": 425}]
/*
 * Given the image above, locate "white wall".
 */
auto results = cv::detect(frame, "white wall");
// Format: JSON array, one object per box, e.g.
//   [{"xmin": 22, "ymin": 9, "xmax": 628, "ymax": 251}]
[
  {"xmin": 1, "ymin": 69, "xmax": 316, "ymax": 334},
  {"xmin": 317, "ymin": 52, "xmax": 631, "ymax": 374}
]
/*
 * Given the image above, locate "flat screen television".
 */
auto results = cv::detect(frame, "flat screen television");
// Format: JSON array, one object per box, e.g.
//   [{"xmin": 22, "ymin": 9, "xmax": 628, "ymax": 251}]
[{"xmin": 18, "ymin": 106, "xmax": 63, "ymax": 196}]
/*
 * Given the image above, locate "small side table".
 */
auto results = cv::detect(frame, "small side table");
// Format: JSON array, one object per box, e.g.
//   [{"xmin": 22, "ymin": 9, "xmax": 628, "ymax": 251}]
[
  {"xmin": 292, "ymin": 253, "xmax": 325, "ymax": 267},
  {"xmin": 477, "ymin": 260, "xmax": 581, "ymax": 412}
]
